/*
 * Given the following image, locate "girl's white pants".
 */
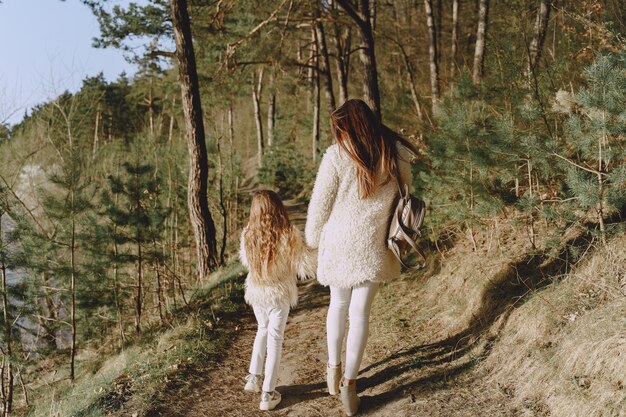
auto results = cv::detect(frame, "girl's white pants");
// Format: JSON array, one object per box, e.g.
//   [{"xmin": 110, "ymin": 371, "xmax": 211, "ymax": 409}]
[
  {"xmin": 327, "ymin": 281, "xmax": 379, "ymax": 380},
  {"xmin": 249, "ymin": 302, "xmax": 290, "ymax": 392}
]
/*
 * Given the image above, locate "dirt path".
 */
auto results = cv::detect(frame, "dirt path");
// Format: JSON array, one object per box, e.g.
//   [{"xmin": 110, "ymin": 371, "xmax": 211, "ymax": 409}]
[
  {"xmin": 152, "ymin": 202, "xmax": 518, "ymax": 417},
  {"xmin": 154, "ymin": 276, "xmax": 516, "ymax": 417}
]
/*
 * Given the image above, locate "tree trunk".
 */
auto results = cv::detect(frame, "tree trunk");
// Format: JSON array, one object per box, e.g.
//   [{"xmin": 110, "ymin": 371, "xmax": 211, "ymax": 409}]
[
  {"xmin": 332, "ymin": 21, "xmax": 350, "ymax": 105},
  {"xmin": 70, "ymin": 203, "xmax": 77, "ymax": 380},
  {"xmin": 312, "ymin": 45, "xmax": 321, "ymax": 162},
  {"xmin": 436, "ymin": 0, "xmax": 443, "ymax": 65},
  {"xmin": 358, "ymin": 1, "xmax": 381, "ymax": 119},
  {"xmin": 450, "ymin": 0, "xmax": 459, "ymax": 78},
  {"xmin": 314, "ymin": 4, "xmax": 337, "ymax": 114},
  {"xmin": 267, "ymin": 74, "xmax": 275, "ymax": 148},
  {"xmin": 92, "ymin": 107, "xmax": 100, "ymax": 160},
  {"xmin": 400, "ymin": 45, "xmax": 424, "ymax": 122},
  {"xmin": 424, "ymin": 0, "xmax": 440, "ymax": 112},
  {"xmin": 227, "ymin": 105, "xmax": 236, "ymax": 232},
  {"xmin": 0, "ymin": 217, "xmax": 13, "ymax": 415},
  {"xmin": 253, "ymin": 69, "xmax": 265, "ymax": 167},
  {"xmin": 148, "ymin": 76, "xmax": 155, "ymax": 137},
  {"xmin": 107, "ymin": 111, "xmax": 113, "ymax": 142},
  {"xmin": 169, "ymin": 0, "xmax": 218, "ymax": 282},
  {"xmin": 472, "ymin": 0, "xmax": 490, "ymax": 85},
  {"xmin": 307, "ymin": 30, "xmax": 316, "ymax": 110},
  {"xmin": 136, "ymin": 239, "xmax": 143, "ymax": 333},
  {"xmin": 168, "ymin": 97, "xmax": 176, "ymax": 143},
  {"xmin": 597, "ymin": 110, "xmax": 607, "ymax": 244},
  {"xmin": 216, "ymin": 136, "xmax": 227, "ymax": 264},
  {"xmin": 39, "ymin": 273, "xmax": 58, "ymax": 352},
  {"xmin": 112, "ymin": 231, "xmax": 125, "ymax": 345},
  {"xmin": 527, "ymin": 0, "xmax": 551, "ymax": 84},
  {"xmin": 337, "ymin": 0, "xmax": 380, "ymax": 119},
  {"xmin": 155, "ymin": 260, "xmax": 164, "ymax": 323}
]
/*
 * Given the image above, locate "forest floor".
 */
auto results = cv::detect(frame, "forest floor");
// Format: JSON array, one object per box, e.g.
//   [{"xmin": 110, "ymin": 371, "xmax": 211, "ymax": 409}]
[{"xmin": 147, "ymin": 202, "xmax": 519, "ymax": 417}]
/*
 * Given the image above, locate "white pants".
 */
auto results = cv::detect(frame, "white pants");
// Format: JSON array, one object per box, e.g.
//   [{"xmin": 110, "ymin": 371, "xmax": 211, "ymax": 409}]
[
  {"xmin": 249, "ymin": 302, "xmax": 290, "ymax": 392},
  {"xmin": 327, "ymin": 281, "xmax": 379, "ymax": 380}
]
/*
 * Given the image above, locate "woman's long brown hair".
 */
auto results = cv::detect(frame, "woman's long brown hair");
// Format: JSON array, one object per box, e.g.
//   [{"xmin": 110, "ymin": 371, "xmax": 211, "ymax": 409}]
[
  {"xmin": 331, "ymin": 99, "xmax": 416, "ymax": 199},
  {"xmin": 244, "ymin": 190, "xmax": 293, "ymax": 278}
]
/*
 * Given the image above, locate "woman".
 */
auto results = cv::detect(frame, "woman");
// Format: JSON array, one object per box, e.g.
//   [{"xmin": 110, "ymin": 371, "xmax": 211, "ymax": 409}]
[{"xmin": 305, "ymin": 99, "xmax": 414, "ymax": 416}]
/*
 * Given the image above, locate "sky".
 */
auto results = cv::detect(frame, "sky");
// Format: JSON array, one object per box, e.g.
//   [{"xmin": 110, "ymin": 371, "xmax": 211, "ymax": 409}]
[{"xmin": 0, "ymin": 0, "xmax": 139, "ymax": 126}]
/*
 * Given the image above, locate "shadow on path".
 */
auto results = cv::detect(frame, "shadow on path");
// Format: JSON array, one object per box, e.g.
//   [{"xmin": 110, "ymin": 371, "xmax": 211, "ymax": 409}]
[{"xmin": 353, "ymin": 230, "xmax": 592, "ymax": 414}]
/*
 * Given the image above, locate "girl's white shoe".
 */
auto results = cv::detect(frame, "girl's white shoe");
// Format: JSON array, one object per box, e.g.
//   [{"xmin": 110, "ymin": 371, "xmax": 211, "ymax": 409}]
[
  {"xmin": 244, "ymin": 373, "xmax": 262, "ymax": 393},
  {"xmin": 260, "ymin": 390, "xmax": 282, "ymax": 411},
  {"xmin": 327, "ymin": 363, "xmax": 342, "ymax": 395}
]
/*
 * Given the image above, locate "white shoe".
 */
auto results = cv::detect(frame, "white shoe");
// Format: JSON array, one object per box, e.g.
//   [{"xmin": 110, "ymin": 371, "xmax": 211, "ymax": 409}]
[
  {"xmin": 244, "ymin": 374, "xmax": 262, "ymax": 393},
  {"xmin": 327, "ymin": 363, "xmax": 341, "ymax": 395},
  {"xmin": 260, "ymin": 390, "xmax": 282, "ymax": 411},
  {"xmin": 340, "ymin": 382, "xmax": 360, "ymax": 416}
]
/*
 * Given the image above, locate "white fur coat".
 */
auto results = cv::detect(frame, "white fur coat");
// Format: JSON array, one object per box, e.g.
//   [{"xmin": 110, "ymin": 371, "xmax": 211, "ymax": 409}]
[
  {"xmin": 240, "ymin": 226, "xmax": 316, "ymax": 308},
  {"xmin": 305, "ymin": 144, "xmax": 413, "ymax": 288}
]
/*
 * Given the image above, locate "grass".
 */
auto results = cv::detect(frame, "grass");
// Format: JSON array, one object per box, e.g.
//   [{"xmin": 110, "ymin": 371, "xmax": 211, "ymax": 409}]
[
  {"xmin": 22, "ymin": 262, "xmax": 247, "ymax": 417},
  {"xmin": 484, "ymin": 235, "xmax": 626, "ymax": 417},
  {"xmin": 367, "ymin": 219, "xmax": 624, "ymax": 416}
]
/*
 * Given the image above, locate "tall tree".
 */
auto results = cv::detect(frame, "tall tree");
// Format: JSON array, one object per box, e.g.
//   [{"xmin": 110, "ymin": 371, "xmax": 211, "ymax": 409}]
[
  {"xmin": 312, "ymin": 35, "xmax": 321, "ymax": 162},
  {"xmin": 169, "ymin": 0, "xmax": 219, "ymax": 277},
  {"xmin": 331, "ymin": 5, "xmax": 351, "ymax": 105},
  {"xmin": 450, "ymin": 0, "xmax": 459, "ymax": 78},
  {"xmin": 472, "ymin": 0, "xmax": 490, "ymax": 85},
  {"xmin": 526, "ymin": 0, "xmax": 551, "ymax": 85},
  {"xmin": 0, "ymin": 187, "xmax": 13, "ymax": 415},
  {"xmin": 313, "ymin": 2, "xmax": 336, "ymax": 114},
  {"xmin": 43, "ymin": 147, "xmax": 91, "ymax": 379},
  {"xmin": 267, "ymin": 71, "xmax": 275, "ymax": 148},
  {"xmin": 86, "ymin": 0, "xmax": 220, "ymax": 280},
  {"xmin": 336, "ymin": 0, "xmax": 381, "ymax": 119},
  {"xmin": 103, "ymin": 160, "xmax": 169, "ymax": 333},
  {"xmin": 555, "ymin": 55, "xmax": 626, "ymax": 244},
  {"xmin": 424, "ymin": 0, "xmax": 440, "ymax": 112},
  {"xmin": 253, "ymin": 69, "xmax": 265, "ymax": 167}
]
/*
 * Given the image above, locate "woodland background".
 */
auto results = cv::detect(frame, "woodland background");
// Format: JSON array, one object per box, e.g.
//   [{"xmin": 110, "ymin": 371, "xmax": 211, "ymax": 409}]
[{"xmin": 0, "ymin": 0, "xmax": 624, "ymax": 415}]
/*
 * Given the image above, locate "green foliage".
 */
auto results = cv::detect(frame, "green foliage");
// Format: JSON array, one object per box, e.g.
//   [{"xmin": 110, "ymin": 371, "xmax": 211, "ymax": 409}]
[
  {"xmin": 418, "ymin": 73, "xmax": 508, "ymax": 233},
  {"xmin": 84, "ymin": 0, "xmax": 171, "ymax": 63},
  {"xmin": 557, "ymin": 53, "xmax": 626, "ymax": 229},
  {"xmin": 257, "ymin": 137, "xmax": 315, "ymax": 198},
  {"xmin": 24, "ymin": 263, "xmax": 245, "ymax": 417}
]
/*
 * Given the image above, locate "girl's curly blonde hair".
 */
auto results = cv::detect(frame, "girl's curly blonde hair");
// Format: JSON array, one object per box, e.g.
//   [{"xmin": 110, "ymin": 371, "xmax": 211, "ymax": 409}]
[{"xmin": 244, "ymin": 190, "xmax": 295, "ymax": 280}]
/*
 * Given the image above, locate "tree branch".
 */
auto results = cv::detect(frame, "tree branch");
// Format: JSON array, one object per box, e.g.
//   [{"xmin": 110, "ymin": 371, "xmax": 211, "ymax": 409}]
[
  {"xmin": 551, "ymin": 152, "xmax": 607, "ymax": 176},
  {"xmin": 335, "ymin": 0, "xmax": 367, "ymax": 32},
  {"xmin": 149, "ymin": 50, "xmax": 176, "ymax": 59},
  {"xmin": 226, "ymin": 0, "xmax": 289, "ymax": 59}
]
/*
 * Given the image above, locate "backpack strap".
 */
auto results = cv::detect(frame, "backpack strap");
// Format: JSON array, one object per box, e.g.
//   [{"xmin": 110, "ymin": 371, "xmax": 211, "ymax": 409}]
[
  {"xmin": 389, "ymin": 235, "xmax": 426, "ymax": 270},
  {"xmin": 391, "ymin": 151, "xmax": 426, "ymax": 270}
]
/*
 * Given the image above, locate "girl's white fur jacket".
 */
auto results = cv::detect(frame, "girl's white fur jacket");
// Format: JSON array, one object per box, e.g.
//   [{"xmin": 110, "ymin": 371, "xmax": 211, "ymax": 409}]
[
  {"xmin": 305, "ymin": 144, "xmax": 413, "ymax": 288},
  {"xmin": 239, "ymin": 226, "xmax": 316, "ymax": 308}
]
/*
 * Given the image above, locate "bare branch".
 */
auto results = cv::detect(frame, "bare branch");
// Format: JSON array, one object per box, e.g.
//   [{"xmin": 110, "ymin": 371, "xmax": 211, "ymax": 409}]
[
  {"xmin": 149, "ymin": 50, "xmax": 176, "ymax": 59},
  {"xmin": 551, "ymin": 152, "xmax": 607, "ymax": 176}
]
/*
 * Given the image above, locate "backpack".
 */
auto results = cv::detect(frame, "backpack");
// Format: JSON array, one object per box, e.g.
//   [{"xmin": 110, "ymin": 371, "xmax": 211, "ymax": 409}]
[{"xmin": 387, "ymin": 181, "xmax": 427, "ymax": 270}]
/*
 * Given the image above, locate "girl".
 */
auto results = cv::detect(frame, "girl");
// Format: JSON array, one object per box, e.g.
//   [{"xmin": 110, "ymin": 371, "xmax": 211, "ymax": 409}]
[
  {"xmin": 240, "ymin": 189, "xmax": 316, "ymax": 411},
  {"xmin": 305, "ymin": 99, "xmax": 415, "ymax": 416}
]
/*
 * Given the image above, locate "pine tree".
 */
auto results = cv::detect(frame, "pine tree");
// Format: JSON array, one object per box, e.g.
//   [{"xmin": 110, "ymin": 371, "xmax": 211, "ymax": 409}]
[
  {"xmin": 555, "ymin": 53, "xmax": 626, "ymax": 242},
  {"xmin": 39, "ymin": 146, "xmax": 92, "ymax": 380},
  {"xmin": 102, "ymin": 154, "xmax": 169, "ymax": 333},
  {"xmin": 418, "ymin": 73, "xmax": 508, "ymax": 248}
]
